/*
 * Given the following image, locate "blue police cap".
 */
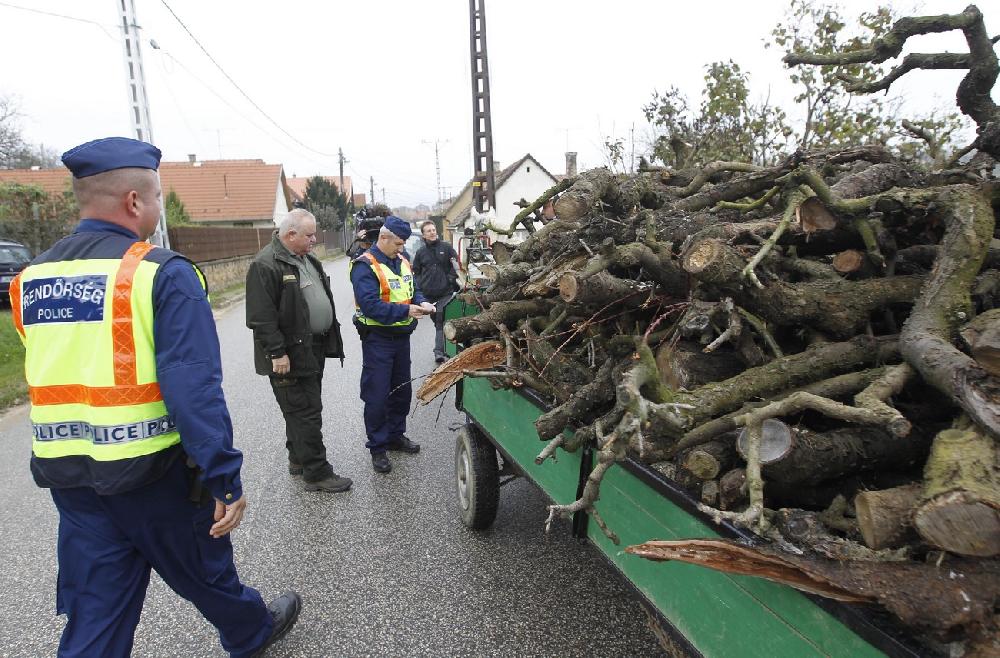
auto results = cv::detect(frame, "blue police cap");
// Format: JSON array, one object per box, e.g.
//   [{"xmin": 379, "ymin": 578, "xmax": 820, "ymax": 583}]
[
  {"xmin": 61, "ymin": 137, "xmax": 162, "ymax": 179},
  {"xmin": 384, "ymin": 215, "xmax": 412, "ymax": 240}
]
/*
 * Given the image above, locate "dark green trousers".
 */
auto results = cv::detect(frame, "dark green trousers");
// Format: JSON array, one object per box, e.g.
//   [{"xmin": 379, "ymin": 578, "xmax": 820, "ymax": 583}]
[{"xmin": 269, "ymin": 339, "xmax": 333, "ymax": 482}]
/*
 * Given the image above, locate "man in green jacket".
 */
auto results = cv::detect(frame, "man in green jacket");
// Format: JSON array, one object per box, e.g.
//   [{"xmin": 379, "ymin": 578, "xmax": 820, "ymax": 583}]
[{"xmin": 246, "ymin": 209, "xmax": 352, "ymax": 493}]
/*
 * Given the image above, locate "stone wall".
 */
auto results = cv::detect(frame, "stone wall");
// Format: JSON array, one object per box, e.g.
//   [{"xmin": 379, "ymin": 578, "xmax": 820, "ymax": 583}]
[{"xmin": 196, "ymin": 245, "xmax": 341, "ymax": 294}]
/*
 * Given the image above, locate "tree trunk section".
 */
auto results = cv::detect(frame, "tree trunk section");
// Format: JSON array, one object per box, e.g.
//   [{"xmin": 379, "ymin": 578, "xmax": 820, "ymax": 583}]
[
  {"xmin": 855, "ymin": 483, "xmax": 922, "ymax": 550},
  {"xmin": 762, "ymin": 425, "xmax": 932, "ymax": 486},
  {"xmin": 444, "ymin": 299, "xmax": 553, "ymax": 345},
  {"xmin": 913, "ymin": 428, "xmax": 1000, "ymax": 557},
  {"xmin": 559, "ymin": 270, "xmax": 647, "ymax": 305},
  {"xmin": 681, "ymin": 439, "xmax": 738, "ymax": 481},
  {"xmin": 656, "ymin": 341, "xmax": 745, "ymax": 390}
]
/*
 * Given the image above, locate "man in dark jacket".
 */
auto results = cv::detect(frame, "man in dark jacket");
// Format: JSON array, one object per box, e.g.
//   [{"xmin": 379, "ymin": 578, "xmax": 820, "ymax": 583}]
[
  {"xmin": 411, "ymin": 221, "xmax": 460, "ymax": 363},
  {"xmin": 246, "ymin": 209, "xmax": 352, "ymax": 493}
]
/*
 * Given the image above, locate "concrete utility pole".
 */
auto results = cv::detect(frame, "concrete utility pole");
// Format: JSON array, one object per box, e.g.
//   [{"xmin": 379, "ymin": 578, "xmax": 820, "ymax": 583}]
[
  {"xmin": 117, "ymin": 0, "xmax": 169, "ymax": 248},
  {"xmin": 339, "ymin": 147, "xmax": 348, "ymax": 251},
  {"xmin": 468, "ymin": 0, "xmax": 497, "ymax": 213},
  {"xmin": 370, "ymin": 176, "xmax": 375, "ymax": 206}
]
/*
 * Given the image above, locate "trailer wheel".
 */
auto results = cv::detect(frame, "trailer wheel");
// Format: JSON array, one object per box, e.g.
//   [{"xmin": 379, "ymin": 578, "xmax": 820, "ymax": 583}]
[{"xmin": 455, "ymin": 425, "xmax": 500, "ymax": 530}]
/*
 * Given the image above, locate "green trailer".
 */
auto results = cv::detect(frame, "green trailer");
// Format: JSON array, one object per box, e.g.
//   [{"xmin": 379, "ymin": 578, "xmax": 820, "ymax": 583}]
[{"xmin": 444, "ymin": 300, "xmax": 932, "ymax": 658}]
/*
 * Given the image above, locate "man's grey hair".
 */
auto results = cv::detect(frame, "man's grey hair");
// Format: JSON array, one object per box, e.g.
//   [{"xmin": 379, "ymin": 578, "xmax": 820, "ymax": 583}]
[
  {"xmin": 279, "ymin": 208, "xmax": 316, "ymax": 237},
  {"xmin": 378, "ymin": 226, "xmax": 396, "ymax": 239}
]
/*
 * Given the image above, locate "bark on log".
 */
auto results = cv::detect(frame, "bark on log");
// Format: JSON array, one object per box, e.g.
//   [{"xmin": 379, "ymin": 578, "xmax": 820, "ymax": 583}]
[
  {"xmin": 650, "ymin": 336, "xmax": 900, "ymax": 439},
  {"xmin": 897, "ymin": 185, "xmax": 1000, "ymax": 437},
  {"xmin": 553, "ymin": 168, "xmax": 617, "ymax": 222},
  {"xmin": 961, "ymin": 309, "xmax": 1000, "ymax": 378},
  {"xmin": 829, "ymin": 162, "xmax": 920, "ymax": 200},
  {"xmin": 855, "ymin": 484, "xmax": 922, "ymax": 550},
  {"xmin": 656, "ymin": 341, "xmax": 745, "ymax": 390},
  {"xmin": 681, "ymin": 439, "xmax": 738, "ymax": 481},
  {"xmin": 521, "ymin": 253, "xmax": 589, "ymax": 298},
  {"xmin": 534, "ymin": 357, "xmax": 618, "ymax": 440},
  {"xmin": 559, "ymin": 270, "xmax": 648, "ymax": 305},
  {"xmin": 681, "ymin": 238, "xmax": 747, "ymax": 286},
  {"xmin": 742, "ymin": 276, "xmax": 924, "ymax": 339},
  {"xmin": 761, "ymin": 425, "xmax": 932, "ymax": 486},
  {"xmin": 511, "ymin": 219, "xmax": 580, "ymax": 264},
  {"xmin": 719, "ymin": 468, "xmax": 748, "ymax": 510},
  {"xmin": 444, "ymin": 299, "xmax": 553, "ymax": 345},
  {"xmin": 914, "ymin": 428, "xmax": 1000, "ymax": 557},
  {"xmin": 683, "ymin": 237, "xmax": 924, "ymax": 337}
]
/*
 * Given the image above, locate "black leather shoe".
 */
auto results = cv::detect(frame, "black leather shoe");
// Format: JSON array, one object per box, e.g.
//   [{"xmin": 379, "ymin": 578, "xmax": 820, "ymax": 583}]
[
  {"xmin": 435, "ymin": 355, "xmax": 447, "ymax": 364},
  {"xmin": 372, "ymin": 452, "xmax": 392, "ymax": 473},
  {"xmin": 253, "ymin": 591, "xmax": 302, "ymax": 656},
  {"xmin": 303, "ymin": 473, "xmax": 353, "ymax": 493},
  {"xmin": 386, "ymin": 436, "xmax": 420, "ymax": 454}
]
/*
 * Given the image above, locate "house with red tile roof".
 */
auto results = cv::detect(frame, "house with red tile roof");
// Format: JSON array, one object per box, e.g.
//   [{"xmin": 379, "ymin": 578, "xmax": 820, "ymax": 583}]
[{"xmin": 0, "ymin": 158, "xmax": 292, "ymax": 228}]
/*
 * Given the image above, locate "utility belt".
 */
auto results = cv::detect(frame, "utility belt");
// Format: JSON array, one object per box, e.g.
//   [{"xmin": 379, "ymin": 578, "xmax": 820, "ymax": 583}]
[{"xmin": 353, "ymin": 317, "xmax": 412, "ymax": 340}]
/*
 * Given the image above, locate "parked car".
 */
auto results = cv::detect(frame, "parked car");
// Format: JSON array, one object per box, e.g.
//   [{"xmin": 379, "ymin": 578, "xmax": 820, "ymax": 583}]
[{"xmin": 0, "ymin": 239, "xmax": 32, "ymax": 305}]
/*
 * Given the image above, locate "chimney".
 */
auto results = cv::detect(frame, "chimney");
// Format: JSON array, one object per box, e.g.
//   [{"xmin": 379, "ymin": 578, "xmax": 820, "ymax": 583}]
[
  {"xmin": 187, "ymin": 154, "xmax": 197, "ymax": 164},
  {"xmin": 565, "ymin": 152, "xmax": 578, "ymax": 177}
]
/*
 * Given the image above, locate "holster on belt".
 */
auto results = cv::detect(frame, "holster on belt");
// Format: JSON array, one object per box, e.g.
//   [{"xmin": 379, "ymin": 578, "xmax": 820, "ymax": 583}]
[{"xmin": 184, "ymin": 455, "xmax": 211, "ymax": 506}]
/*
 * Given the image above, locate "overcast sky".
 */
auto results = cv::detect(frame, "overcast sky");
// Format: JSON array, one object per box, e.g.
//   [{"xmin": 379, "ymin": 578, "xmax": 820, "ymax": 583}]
[{"xmin": 0, "ymin": 1, "xmax": 995, "ymax": 207}]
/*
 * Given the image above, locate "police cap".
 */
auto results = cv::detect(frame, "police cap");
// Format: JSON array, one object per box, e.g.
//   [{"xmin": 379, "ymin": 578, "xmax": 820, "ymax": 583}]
[
  {"xmin": 384, "ymin": 215, "xmax": 412, "ymax": 240},
  {"xmin": 61, "ymin": 137, "xmax": 162, "ymax": 179}
]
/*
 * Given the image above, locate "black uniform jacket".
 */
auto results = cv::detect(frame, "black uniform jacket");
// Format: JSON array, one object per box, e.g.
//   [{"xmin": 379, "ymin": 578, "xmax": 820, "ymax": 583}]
[{"xmin": 246, "ymin": 232, "xmax": 345, "ymax": 377}]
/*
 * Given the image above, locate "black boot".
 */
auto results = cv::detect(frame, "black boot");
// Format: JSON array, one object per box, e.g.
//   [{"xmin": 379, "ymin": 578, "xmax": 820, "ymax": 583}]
[
  {"xmin": 372, "ymin": 452, "xmax": 392, "ymax": 473},
  {"xmin": 386, "ymin": 435, "xmax": 420, "ymax": 453},
  {"xmin": 253, "ymin": 591, "xmax": 302, "ymax": 656}
]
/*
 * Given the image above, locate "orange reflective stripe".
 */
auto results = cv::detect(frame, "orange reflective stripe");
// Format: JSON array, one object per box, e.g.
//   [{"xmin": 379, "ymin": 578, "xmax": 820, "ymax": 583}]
[
  {"xmin": 359, "ymin": 252, "xmax": 392, "ymax": 302},
  {"xmin": 9, "ymin": 272, "xmax": 24, "ymax": 339},
  {"xmin": 29, "ymin": 383, "xmax": 162, "ymax": 407},
  {"xmin": 112, "ymin": 243, "xmax": 154, "ymax": 386}
]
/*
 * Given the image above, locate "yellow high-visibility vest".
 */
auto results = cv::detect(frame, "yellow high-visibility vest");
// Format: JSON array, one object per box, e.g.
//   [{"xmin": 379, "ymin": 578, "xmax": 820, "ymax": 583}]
[
  {"xmin": 352, "ymin": 252, "xmax": 415, "ymax": 328},
  {"xmin": 11, "ymin": 242, "xmax": 183, "ymax": 470}
]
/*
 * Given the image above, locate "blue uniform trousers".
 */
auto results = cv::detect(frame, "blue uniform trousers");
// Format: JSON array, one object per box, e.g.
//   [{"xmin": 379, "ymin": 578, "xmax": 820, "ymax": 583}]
[
  {"xmin": 50, "ymin": 457, "xmax": 272, "ymax": 658},
  {"xmin": 360, "ymin": 331, "xmax": 412, "ymax": 453}
]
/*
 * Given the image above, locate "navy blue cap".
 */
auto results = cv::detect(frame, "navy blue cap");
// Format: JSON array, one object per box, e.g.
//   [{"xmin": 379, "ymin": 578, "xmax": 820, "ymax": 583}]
[
  {"xmin": 384, "ymin": 215, "xmax": 412, "ymax": 240},
  {"xmin": 61, "ymin": 137, "xmax": 162, "ymax": 179}
]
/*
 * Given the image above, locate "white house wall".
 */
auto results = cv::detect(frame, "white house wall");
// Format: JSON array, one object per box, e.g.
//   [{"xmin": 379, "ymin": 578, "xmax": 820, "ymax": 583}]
[{"xmin": 272, "ymin": 175, "xmax": 290, "ymax": 225}]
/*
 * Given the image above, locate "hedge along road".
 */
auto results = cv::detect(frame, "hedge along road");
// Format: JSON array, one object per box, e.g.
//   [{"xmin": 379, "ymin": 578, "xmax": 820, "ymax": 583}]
[{"xmin": 0, "ymin": 256, "xmax": 665, "ymax": 657}]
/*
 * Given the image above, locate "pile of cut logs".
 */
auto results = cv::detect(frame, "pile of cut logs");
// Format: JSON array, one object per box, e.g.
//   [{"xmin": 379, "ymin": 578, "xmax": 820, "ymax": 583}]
[
  {"xmin": 428, "ymin": 5, "xmax": 1000, "ymax": 648},
  {"xmin": 430, "ymin": 149, "xmax": 1000, "ymax": 647}
]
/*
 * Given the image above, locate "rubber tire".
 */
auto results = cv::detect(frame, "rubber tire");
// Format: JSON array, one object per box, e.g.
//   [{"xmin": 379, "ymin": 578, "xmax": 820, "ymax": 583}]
[{"xmin": 454, "ymin": 425, "xmax": 500, "ymax": 530}]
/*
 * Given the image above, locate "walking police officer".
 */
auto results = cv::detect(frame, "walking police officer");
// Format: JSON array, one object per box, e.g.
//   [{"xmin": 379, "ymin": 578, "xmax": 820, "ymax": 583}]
[
  {"xmin": 350, "ymin": 216, "xmax": 435, "ymax": 473},
  {"xmin": 9, "ymin": 137, "xmax": 299, "ymax": 657}
]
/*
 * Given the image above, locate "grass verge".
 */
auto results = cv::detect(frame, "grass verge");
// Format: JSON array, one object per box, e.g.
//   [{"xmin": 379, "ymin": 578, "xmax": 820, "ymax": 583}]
[{"xmin": 0, "ymin": 309, "xmax": 27, "ymax": 411}]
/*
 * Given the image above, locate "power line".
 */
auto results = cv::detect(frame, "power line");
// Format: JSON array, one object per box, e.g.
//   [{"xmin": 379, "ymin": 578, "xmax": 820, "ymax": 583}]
[
  {"xmin": 154, "ymin": 49, "xmax": 332, "ymax": 171},
  {"xmin": 0, "ymin": 1, "xmax": 116, "ymax": 39},
  {"xmin": 158, "ymin": 0, "xmax": 338, "ymax": 159}
]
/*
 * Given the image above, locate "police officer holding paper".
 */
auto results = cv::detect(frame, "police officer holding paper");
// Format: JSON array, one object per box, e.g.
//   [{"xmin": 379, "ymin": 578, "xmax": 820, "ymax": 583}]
[
  {"xmin": 9, "ymin": 137, "xmax": 299, "ymax": 657},
  {"xmin": 350, "ymin": 216, "xmax": 435, "ymax": 473}
]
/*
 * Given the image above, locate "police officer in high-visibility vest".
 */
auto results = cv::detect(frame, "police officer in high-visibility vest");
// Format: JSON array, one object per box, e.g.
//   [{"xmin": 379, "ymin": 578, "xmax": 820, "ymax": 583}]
[
  {"xmin": 8, "ymin": 137, "xmax": 300, "ymax": 657},
  {"xmin": 350, "ymin": 216, "xmax": 435, "ymax": 473}
]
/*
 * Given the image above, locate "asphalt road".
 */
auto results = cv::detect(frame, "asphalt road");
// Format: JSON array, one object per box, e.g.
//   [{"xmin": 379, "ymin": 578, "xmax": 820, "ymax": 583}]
[{"xmin": 0, "ymin": 256, "xmax": 666, "ymax": 657}]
